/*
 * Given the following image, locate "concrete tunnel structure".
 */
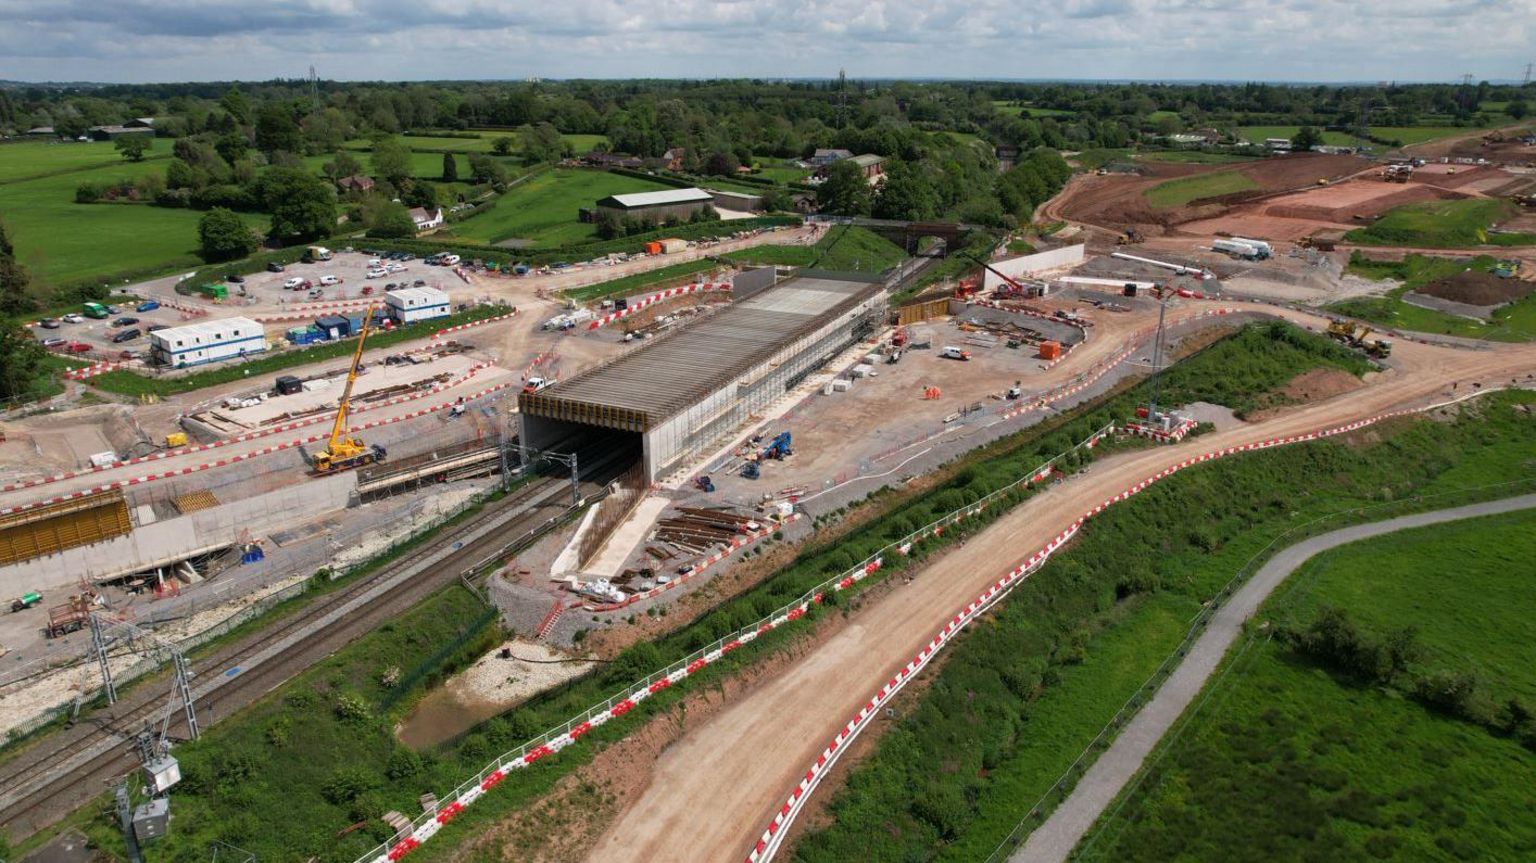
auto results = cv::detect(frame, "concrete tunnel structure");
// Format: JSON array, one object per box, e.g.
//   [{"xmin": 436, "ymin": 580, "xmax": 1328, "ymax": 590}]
[{"xmin": 518, "ymin": 271, "xmax": 888, "ymax": 483}]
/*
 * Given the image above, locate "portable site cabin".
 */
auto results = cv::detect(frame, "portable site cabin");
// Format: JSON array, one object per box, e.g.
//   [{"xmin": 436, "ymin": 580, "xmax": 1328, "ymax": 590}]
[
  {"xmin": 384, "ymin": 287, "xmax": 450, "ymax": 324},
  {"xmin": 148, "ymin": 317, "xmax": 266, "ymax": 368}
]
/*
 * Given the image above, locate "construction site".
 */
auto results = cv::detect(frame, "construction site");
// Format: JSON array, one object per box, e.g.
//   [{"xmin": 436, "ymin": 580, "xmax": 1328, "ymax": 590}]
[{"xmin": 2, "ymin": 166, "xmax": 1536, "ymax": 863}]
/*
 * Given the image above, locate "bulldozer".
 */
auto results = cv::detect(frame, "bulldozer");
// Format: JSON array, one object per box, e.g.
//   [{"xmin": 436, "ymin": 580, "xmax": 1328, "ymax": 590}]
[
  {"xmin": 310, "ymin": 305, "xmax": 388, "ymax": 474},
  {"xmin": 1116, "ymin": 227, "xmax": 1144, "ymax": 246}
]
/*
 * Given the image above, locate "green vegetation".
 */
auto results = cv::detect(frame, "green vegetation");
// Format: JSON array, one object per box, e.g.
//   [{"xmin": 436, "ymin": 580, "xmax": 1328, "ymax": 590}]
[
  {"xmin": 993, "ymin": 102, "xmax": 1075, "ymax": 119},
  {"xmin": 729, "ymin": 225, "xmax": 907, "ymax": 273},
  {"xmin": 1068, "ymin": 149, "xmax": 1133, "ymax": 170},
  {"xmin": 344, "ymin": 132, "xmax": 606, "ymax": 155},
  {"xmin": 1236, "ymin": 126, "xmax": 1359, "ymax": 147},
  {"xmin": 0, "ymin": 159, "xmax": 264, "ymax": 287},
  {"xmin": 1331, "ymin": 252, "xmax": 1536, "ymax": 342},
  {"xmin": 1144, "ymin": 170, "xmax": 1258, "ymax": 209},
  {"xmin": 562, "ymin": 259, "xmax": 718, "ymax": 303},
  {"xmin": 444, "ymin": 169, "xmax": 673, "ymax": 246},
  {"xmin": 1345, "ymin": 199, "xmax": 1536, "ymax": 248},
  {"xmin": 795, "ymin": 388, "xmax": 1536, "ymax": 863},
  {"xmin": 1077, "ymin": 509, "xmax": 1536, "ymax": 862},
  {"xmin": 0, "ymin": 141, "xmax": 168, "ymax": 185},
  {"xmin": 86, "ymin": 303, "xmax": 509, "ymax": 398}
]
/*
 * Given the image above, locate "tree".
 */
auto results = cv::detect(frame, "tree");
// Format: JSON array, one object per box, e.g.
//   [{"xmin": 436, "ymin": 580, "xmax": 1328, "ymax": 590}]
[
  {"xmin": 364, "ymin": 200, "xmax": 418, "ymax": 239},
  {"xmin": 114, "ymin": 135, "xmax": 151, "ymax": 162},
  {"xmin": 491, "ymin": 136, "xmax": 515, "ymax": 156},
  {"xmin": 705, "ymin": 151, "xmax": 740, "ymax": 176},
  {"xmin": 198, "ymin": 208, "xmax": 259, "ymax": 262},
  {"xmin": 816, "ymin": 160, "xmax": 872, "ymax": 216},
  {"xmin": 214, "ymin": 132, "xmax": 249, "ymax": 165},
  {"xmin": 441, "ymin": 152, "xmax": 459, "ymax": 182},
  {"xmin": 255, "ymin": 104, "xmax": 302, "ymax": 156},
  {"xmin": 0, "ymin": 320, "xmax": 46, "ymax": 401},
  {"xmin": 518, "ymin": 122, "xmax": 563, "ymax": 164},
  {"xmin": 258, "ymin": 168, "xmax": 336, "ymax": 242},
  {"xmin": 370, "ymin": 136, "xmax": 412, "ymax": 185},
  {"xmin": 873, "ymin": 159, "xmax": 937, "ymax": 221},
  {"xmin": 219, "ymin": 86, "xmax": 252, "ymax": 125},
  {"xmin": 467, "ymin": 153, "xmax": 507, "ymax": 186},
  {"xmin": 322, "ymin": 151, "xmax": 363, "ymax": 181},
  {"xmin": 0, "ymin": 222, "xmax": 34, "ymax": 316},
  {"xmin": 402, "ymin": 181, "xmax": 438, "ymax": 211},
  {"xmin": 1291, "ymin": 125, "xmax": 1324, "ymax": 151},
  {"xmin": 1507, "ymin": 100, "xmax": 1529, "ymax": 120}
]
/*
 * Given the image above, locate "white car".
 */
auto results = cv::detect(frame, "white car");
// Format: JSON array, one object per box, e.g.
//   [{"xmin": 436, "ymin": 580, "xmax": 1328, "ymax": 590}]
[
  {"xmin": 365, "ymin": 267, "xmax": 386, "ymax": 279},
  {"xmin": 367, "ymin": 258, "xmax": 383, "ymax": 267},
  {"xmin": 441, "ymin": 254, "xmax": 461, "ymax": 266},
  {"xmin": 61, "ymin": 313, "xmax": 84, "ymax": 324},
  {"xmin": 319, "ymin": 275, "xmax": 341, "ymax": 286},
  {"xmin": 283, "ymin": 276, "xmax": 304, "ymax": 289},
  {"xmin": 385, "ymin": 263, "xmax": 406, "ymax": 273}
]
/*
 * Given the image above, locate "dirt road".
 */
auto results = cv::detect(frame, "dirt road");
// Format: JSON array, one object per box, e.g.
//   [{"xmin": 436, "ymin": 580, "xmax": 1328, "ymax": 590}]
[
  {"xmin": 586, "ymin": 306, "xmax": 1536, "ymax": 863},
  {"xmin": 1012, "ymin": 490, "xmax": 1536, "ymax": 863}
]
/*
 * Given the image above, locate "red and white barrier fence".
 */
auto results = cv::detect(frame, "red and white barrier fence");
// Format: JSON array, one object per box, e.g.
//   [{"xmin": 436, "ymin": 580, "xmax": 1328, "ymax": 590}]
[
  {"xmin": 432, "ymin": 309, "xmax": 518, "ymax": 340},
  {"xmin": 63, "ymin": 361, "xmax": 131, "ymax": 380},
  {"xmin": 586, "ymin": 283, "xmax": 728, "ymax": 330},
  {"xmin": 742, "ymin": 401, "xmax": 1451, "ymax": 863},
  {"xmin": 0, "ymin": 366, "xmax": 510, "ymax": 516}
]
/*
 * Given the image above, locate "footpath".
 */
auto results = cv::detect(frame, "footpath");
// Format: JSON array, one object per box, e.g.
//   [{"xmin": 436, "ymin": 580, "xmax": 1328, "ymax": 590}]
[{"xmin": 1012, "ymin": 492, "xmax": 1536, "ymax": 863}]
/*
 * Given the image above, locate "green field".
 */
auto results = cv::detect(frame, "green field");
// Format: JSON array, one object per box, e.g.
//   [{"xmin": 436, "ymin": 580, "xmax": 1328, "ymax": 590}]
[
  {"xmin": 1078, "ymin": 509, "xmax": 1536, "ymax": 862},
  {"xmin": 0, "ymin": 140, "xmax": 167, "ymax": 185},
  {"xmin": 993, "ymin": 101, "xmax": 1075, "ymax": 118},
  {"xmin": 442, "ymin": 169, "xmax": 675, "ymax": 246},
  {"xmin": 1068, "ymin": 148, "xmax": 1134, "ymax": 170},
  {"xmin": 1345, "ymin": 199, "xmax": 1536, "ymax": 248},
  {"xmin": 563, "ymin": 259, "xmax": 719, "ymax": 302},
  {"xmin": 729, "ymin": 224, "xmax": 907, "ymax": 273},
  {"xmin": 1144, "ymin": 169, "xmax": 1258, "ymax": 208},
  {"xmin": 1237, "ymin": 125, "xmax": 1470, "ymax": 148},
  {"xmin": 1237, "ymin": 126, "xmax": 1358, "ymax": 147},
  {"xmin": 1331, "ymin": 253, "xmax": 1536, "ymax": 342},
  {"xmin": 0, "ymin": 160, "xmax": 264, "ymax": 287}
]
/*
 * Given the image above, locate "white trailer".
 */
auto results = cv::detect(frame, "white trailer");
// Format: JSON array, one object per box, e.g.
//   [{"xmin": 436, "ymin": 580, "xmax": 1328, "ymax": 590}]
[
  {"xmin": 1227, "ymin": 237, "xmax": 1274, "ymax": 258},
  {"xmin": 1212, "ymin": 239, "xmax": 1262, "ymax": 260},
  {"xmin": 384, "ymin": 287, "xmax": 450, "ymax": 324},
  {"xmin": 148, "ymin": 316, "xmax": 267, "ymax": 368}
]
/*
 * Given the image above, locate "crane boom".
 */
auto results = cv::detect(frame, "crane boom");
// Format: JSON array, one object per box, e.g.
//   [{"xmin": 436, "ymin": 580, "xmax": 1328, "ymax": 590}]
[{"xmin": 310, "ymin": 304, "xmax": 387, "ymax": 473}]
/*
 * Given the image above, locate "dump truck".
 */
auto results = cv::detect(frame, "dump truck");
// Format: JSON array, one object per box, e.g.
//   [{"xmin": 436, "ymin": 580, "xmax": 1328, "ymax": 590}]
[{"xmin": 46, "ymin": 592, "xmax": 95, "ymax": 638}]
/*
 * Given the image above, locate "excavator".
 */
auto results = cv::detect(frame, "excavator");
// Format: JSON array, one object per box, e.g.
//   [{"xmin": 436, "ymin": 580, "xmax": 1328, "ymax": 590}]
[
  {"xmin": 310, "ymin": 304, "xmax": 388, "ymax": 474},
  {"xmin": 1326, "ymin": 319, "xmax": 1392, "ymax": 359}
]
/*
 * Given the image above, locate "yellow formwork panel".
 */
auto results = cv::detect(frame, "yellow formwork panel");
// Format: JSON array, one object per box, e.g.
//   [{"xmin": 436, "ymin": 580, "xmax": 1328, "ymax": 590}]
[{"xmin": 0, "ymin": 491, "xmax": 132, "ymax": 566}]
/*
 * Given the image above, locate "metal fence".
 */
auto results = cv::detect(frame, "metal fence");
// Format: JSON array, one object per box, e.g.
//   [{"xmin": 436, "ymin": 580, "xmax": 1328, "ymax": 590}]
[
  {"xmin": 981, "ymin": 474, "xmax": 1536, "ymax": 863},
  {"xmin": 349, "ymin": 421, "xmax": 1117, "ymax": 863}
]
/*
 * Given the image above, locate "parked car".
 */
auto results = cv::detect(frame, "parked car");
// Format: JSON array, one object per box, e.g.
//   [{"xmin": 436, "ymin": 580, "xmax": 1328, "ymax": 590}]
[
  {"xmin": 147, "ymin": 324, "xmax": 169, "ymax": 332},
  {"xmin": 266, "ymin": 262, "xmax": 286, "ymax": 273},
  {"xmin": 112, "ymin": 316, "xmax": 139, "ymax": 327},
  {"xmin": 111, "ymin": 328, "xmax": 141, "ymax": 343},
  {"xmin": 307, "ymin": 289, "xmax": 323, "ymax": 300},
  {"xmin": 385, "ymin": 263, "xmax": 406, "ymax": 273},
  {"xmin": 226, "ymin": 274, "xmax": 245, "ymax": 284},
  {"xmin": 41, "ymin": 337, "xmax": 66, "ymax": 349},
  {"xmin": 361, "ymin": 285, "xmax": 374, "ymax": 296},
  {"xmin": 283, "ymin": 276, "xmax": 304, "ymax": 289},
  {"xmin": 37, "ymin": 318, "xmax": 60, "ymax": 329},
  {"xmin": 105, "ymin": 305, "xmax": 121, "ymax": 314},
  {"xmin": 136, "ymin": 300, "xmax": 160, "ymax": 313},
  {"xmin": 412, "ymin": 279, "xmax": 427, "ymax": 287},
  {"xmin": 119, "ymin": 350, "xmax": 141, "ymax": 360},
  {"xmin": 319, "ymin": 275, "xmax": 341, "ymax": 286},
  {"xmin": 61, "ymin": 313, "xmax": 84, "ymax": 324},
  {"xmin": 441, "ymin": 254, "xmax": 461, "ymax": 266},
  {"xmin": 66, "ymin": 341, "xmax": 91, "ymax": 353},
  {"xmin": 366, "ymin": 267, "xmax": 386, "ymax": 279},
  {"xmin": 424, "ymin": 253, "xmax": 443, "ymax": 265}
]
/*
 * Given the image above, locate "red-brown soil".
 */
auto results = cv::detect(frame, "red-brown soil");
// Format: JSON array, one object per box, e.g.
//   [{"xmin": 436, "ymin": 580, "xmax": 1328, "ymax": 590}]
[{"xmin": 1418, "ymin": 269, "xmax": 1535, "ymax": 306}]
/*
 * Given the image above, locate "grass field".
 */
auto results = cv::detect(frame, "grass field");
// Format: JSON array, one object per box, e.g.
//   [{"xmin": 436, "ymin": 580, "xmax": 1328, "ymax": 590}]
[
  {"xmin": 1144, "ymin": 169, "xmax": 1258, "ymax": 208},
  {"xmin": 1077, "ymin": 509, "xmax": 1536, "ymax": 862},
  {"xmin": 442, "ymin": 169, "xmax": 675, "ymax": 246},
  {"xmin": 1237, "ymin": 126, "xmax": 1358, "ymax": 147},
  {"xmin": 1068, "ymin": 148, "xmax": 1134, "ymax": 170},
  {"xmin": 0, "ymin": 140, "xmax": 167, "ymax": 185},
  {"xmin": 729, "ymin": 224, "xmax": 907, "ymax": 273},
  {"xmin": 993, "ymin": 101, "xmax": 1075, "ymax": 118},
  {"xmin": 563, "ymin": 258, "xmax": 719, "ymax": 302},
  {"xmin": 1330, "ymin": 253, "xmax": 1536, "ymax": 342},
  {"xmin": 1237, "ymin": 125, "xmax": 1471, "ymax": 148},
  {"xmin": 0, "ymin": 160, "xmax": 264, "ymax": 287},
  {"xmin": 1345, "ymin": 199, "xmax": 1536, "ymax": 248}
]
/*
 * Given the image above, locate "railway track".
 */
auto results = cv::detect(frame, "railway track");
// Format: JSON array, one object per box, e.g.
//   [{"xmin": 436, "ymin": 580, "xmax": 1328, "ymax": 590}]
[{"xmin": 0, "ymin": 449, "xmax": 628, "ymax": 843}]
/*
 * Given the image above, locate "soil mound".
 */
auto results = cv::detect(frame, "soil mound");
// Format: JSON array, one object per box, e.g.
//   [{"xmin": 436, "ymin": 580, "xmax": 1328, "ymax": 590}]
[{"xmin": 1418, "ymin": 270, "xmax": 1534, "ymax": 307}]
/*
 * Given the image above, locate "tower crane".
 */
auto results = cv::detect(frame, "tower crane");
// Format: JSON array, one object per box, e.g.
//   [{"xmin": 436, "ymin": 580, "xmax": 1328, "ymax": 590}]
[{"xmin": 310, "ymin": 304, "xmax": 388, "ymax": 473}]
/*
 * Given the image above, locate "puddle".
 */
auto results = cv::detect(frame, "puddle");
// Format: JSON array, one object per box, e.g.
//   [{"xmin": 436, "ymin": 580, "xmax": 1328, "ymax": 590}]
[{"xmin": 396, "ymin": 639, "xmax": 596, "ymax": 750}]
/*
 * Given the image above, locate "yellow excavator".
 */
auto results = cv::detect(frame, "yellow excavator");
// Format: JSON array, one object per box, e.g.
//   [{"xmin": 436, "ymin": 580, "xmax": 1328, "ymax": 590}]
[
  {"xmin": 310, "ymin": 304, "xmax": 388, "ymax": 474},
  {"xmin": 1327, "ymin": 319, "xmax": 1392, "ymax": 359}
]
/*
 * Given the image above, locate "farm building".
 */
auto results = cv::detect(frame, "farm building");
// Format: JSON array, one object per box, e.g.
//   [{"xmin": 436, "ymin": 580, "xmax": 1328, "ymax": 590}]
[
  {"xmin": 148, "ymin": 316, "xmax": 266, "ymax": 368},
  {"xmin": 809, "ymin": 148, "xmax": 853, "ymax": 166},
  {"xmin": 850, "ymin": 154, "xmax": 886, "ymax": 182},
  {"xmin": 410, "ymin": 207, "xmax": 445, "ymax": 232},
  {"xmin": 87, "ymin": 125, "xmax": 154, "ymax": 141},
  {"xmin": 336, "ymin": 175, "xmax": 376, "ymax": 193},
  {"xmin": 385, "ymin": 287, "xmax": 450, "ymax": 324},
  {"xmin": 708, "ymin": 189, "xmax": 763, "ymax": 212},
  {"xmin": 520, "ymin": 272, "xmax": 887, "ymax": 481},
  {"xmin": 594, "ymin": 188, "xmax": 714, "ymax": 225}
]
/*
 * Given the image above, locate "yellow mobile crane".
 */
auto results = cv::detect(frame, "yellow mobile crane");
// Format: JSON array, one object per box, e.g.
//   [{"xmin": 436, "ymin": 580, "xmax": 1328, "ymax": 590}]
[{"xmin": 310, "ymin": 305, "xmax": 387, "ymax": 474}]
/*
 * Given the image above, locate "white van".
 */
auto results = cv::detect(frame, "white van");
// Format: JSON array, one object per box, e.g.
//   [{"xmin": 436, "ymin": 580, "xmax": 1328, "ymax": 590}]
[{"xmin": 940, "ymin": 346, "xmax": 971, "ymax": 361}]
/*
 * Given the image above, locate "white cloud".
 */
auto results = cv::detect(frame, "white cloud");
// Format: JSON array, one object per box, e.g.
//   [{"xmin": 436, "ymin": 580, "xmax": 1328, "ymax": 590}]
[{"xmin": 0, "ymin": 0, "xmax": 1531, "ymax": 82}]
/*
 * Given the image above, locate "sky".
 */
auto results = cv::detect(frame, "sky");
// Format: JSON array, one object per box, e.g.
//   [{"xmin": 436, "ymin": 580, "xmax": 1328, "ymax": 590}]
[{"xmin": 0, "ymin": 0, "xmax": 1533, "ymax": 84}]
